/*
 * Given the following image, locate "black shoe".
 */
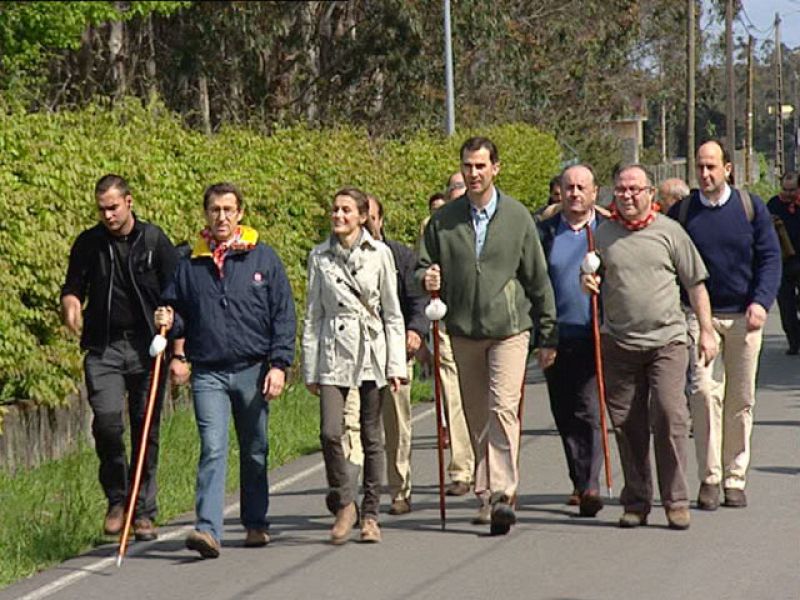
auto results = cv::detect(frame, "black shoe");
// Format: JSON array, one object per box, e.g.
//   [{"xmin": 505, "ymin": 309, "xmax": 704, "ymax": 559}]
[
  {"xmin": 786, "ymin": 347, "xmax": 799, "ymax": 355},
  {"xmin": 578, "ymin": 491, "xmax": 604, "ymax": 517},
  {"xmin": 697, "ymin": 483, "xmax": 720, "ymax": 511},
  {"xmin": 489, "ymin": 495, "xmax": 516, "ymax": 535}
]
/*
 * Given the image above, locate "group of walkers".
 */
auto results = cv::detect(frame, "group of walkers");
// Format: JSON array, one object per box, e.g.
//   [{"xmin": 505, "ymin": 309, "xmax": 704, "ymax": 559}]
[{"xmin": 60, "ymin": 135, "xmax": 793, "ymax": 558}]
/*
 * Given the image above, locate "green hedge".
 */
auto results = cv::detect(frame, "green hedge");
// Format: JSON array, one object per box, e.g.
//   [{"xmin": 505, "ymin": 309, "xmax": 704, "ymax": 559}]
[{"xmin": 0, "ymin": 99, "xmax": 560, "ymax": 411}]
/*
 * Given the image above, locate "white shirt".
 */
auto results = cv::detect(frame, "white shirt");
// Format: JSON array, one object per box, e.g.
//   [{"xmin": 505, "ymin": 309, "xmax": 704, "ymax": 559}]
[{"xmin": 699, "ymin": 182, "xmax": 731, "ymax": 208}]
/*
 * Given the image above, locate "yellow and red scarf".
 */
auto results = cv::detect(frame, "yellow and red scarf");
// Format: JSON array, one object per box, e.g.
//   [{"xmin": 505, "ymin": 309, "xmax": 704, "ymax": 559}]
[
  {"xmin": 609, "ymin": 201, "xmax": 661, "ymax": 231},
  {"xmin": 197, "ymin": 226, "xmax": 256, "ymax": 277}
]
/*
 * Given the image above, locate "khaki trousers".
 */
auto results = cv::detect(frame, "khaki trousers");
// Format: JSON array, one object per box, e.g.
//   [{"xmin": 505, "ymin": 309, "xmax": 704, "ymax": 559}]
[
  {"xmin": 451, "ymin": 331, "xmax": 529, "ymax": 502},
  {"xmin": 438, "ymin": 324, "xmax": 475, "ymax": 484},
  {"xmin": 686, "ymin": 313, "xmax": 763, "ymax": 490},
  {"xmin": 381, "ymin": 359, "xmax": 415, "ymax": 501}
]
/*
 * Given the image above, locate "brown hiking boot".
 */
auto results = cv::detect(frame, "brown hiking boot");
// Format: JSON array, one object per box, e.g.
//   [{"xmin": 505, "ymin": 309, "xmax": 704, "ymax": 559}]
[
  {"xmin": 723, "ymin": 488, "xmax": 747, "ymax": 508},
  {"xmin": 244, "ymin": 528, "xmax": 270, "ymax": 547},
  {"xmin": 104, "ymin": 505, "xmax": 125, "ymax": 535},
  {"xmin": 388, "ymin": 497, "xmax": 411, "ymax": 515},
  {"xmin": 666, "ymin": 507, "xmax": 691, "ymax": 530},
  {"xmin": 618, "ymin": 511, "xmax": 648, "ymax": 528},
  {"xmin": 445, "ymin": 481, "xmax": 470, "ymax": 496},
  {"xmin": 330, "ymin": 502, "xmax": 358, "ymax": 545},
  {"xmin": 697, "ymin": 483, "xmax": 721, "ymax": 511},
  {"xmin": 360, "ymin": 518, "xmax": 382, "ymax": 543},
  {"xmin": 133, "ymin": 518, "xmax": 158, "ymax": 541},
  {"xmin": 185, "ymin": 529, "xmax": 220, "ymax": 559}
]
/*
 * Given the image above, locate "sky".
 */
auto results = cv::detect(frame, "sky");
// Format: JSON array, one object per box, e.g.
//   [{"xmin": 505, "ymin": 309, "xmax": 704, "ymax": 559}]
[{"xmin": 734, "ymin": 0, "xmax": 800, "ymax": 50}]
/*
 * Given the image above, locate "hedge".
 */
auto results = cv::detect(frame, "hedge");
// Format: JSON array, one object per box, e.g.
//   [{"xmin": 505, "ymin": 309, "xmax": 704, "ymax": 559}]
[{"xmin": 0, "ymin": 99, "xmax": 561, "ymax": 414}]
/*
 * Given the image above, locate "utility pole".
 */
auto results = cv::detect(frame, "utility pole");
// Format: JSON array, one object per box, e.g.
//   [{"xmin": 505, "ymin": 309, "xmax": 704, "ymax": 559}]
[
  {"xmin": 725, "ymin": 0, "xmax": 736, "ymax": 160},
  {"xmin": 745, "ymin": 35, "xmax": 754, "ymax": 185},
  {"xmin": 793, "ymin": 72, "xmax": 798, "ymax": 170},
  {"xmin": 775, "ymin": 12, "xmax": 785, "ymax": 176},
  {"xmin": 443, "ymin": 0, "xmax": 455, "ymax": 137},
  {"xmin": 687, "ymin": 0, "xmax": 697, "ymax": 186}
]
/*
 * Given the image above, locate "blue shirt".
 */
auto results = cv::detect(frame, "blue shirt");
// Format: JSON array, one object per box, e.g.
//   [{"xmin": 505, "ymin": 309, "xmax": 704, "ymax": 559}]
[
  {"xmin": 470, "ymin": 188, "xmax": 498, "ymax": 257},
  {"xmin": 548, "ymin": 216, "xmax": 595, "ymax": 340}
]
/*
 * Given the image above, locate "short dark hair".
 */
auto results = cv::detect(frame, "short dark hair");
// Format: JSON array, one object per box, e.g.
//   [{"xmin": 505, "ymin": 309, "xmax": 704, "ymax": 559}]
[
  {"xmin": 614, "ymin": 163, "xmax": 655, "ymax": 187},
  {"xmin": 95, "ymin": 174, "xmax": 130, "ymax": 198},
  {"xmin": 459, "ymin": 136, "xmax": 499, "ymax": 164},
  {"xmin": 334, "ymin": 186, "xmax": 369, "ymax": 216},
  {"xmin": 548, "ymin": 176, "xmax": 561, "ymax": 192},
  {"xmin": 782, "ymin": 171, "xmax": 800, "ymax": 188},
  {"xmin": 366, "ymin": 193, "xmax": 384, "ymax": 219},
  {"xmin": 203, "ymin": 182, "xmax": 244, "ymax": 210},
  {"xmin": 428, "ymin": 191, "xmax": 445, "ymax": 209}
]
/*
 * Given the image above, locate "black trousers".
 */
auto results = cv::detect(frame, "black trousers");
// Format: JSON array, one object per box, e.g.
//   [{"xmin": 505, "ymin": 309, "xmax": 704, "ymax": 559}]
[
  {"xmin": 543, "ymin": 338, "xmax": 602, "ymax": 494},
  {"xmin": 84, "ymin": 336, "xmax": 164, "ymax": 519},
  {"xmin": 776, "ymin": 262, "xmax": 800, "ymax": 351}
]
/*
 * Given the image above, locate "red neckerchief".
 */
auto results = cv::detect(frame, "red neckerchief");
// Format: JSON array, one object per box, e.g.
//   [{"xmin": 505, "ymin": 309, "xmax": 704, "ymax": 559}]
[
  {"xmin": 200, "ymin": 226, "xmax": 254, "ymax": 277},
  {"xmin": 779, "ymin": 194, "xmax": 800, "ymax": 214},
  {"xmin": 609, "ymin": 201, "xmax": 661, "ymax": 231}
]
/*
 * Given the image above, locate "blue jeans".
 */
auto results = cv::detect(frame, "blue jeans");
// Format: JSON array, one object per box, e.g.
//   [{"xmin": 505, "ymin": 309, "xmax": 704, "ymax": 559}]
[{"xmin": 191, "ymin": 362, "xmax": 270, "ymax": 542}]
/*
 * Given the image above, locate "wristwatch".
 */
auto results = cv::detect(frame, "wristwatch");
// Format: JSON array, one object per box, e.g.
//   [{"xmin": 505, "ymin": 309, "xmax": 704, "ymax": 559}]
[{"xmin": 172, "ymin": 354, "xmax": 188, "ymax": 363}]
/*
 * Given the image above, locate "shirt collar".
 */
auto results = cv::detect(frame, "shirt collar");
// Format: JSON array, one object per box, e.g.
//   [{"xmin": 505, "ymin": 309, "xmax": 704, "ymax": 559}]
[
  {"xmin": 470, "ymin": 187, "xmax": 498, "ymax": 220},
  {"xmin": 699, "ymin": 183, "xmax": 731, "ymax": 208},
  {"xmin": 559, "ymin": 209, "xmax": 596, "ymax": 232}
]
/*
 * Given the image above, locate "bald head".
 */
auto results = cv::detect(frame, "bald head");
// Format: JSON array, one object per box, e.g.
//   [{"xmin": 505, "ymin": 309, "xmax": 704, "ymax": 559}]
[
  {"xmin": 657, "ymin": 178, "xmax": 689, "ymax": 213},
  {"xmin": 560, "ymin": 164, "xmax": 598, "ymax": 224}
]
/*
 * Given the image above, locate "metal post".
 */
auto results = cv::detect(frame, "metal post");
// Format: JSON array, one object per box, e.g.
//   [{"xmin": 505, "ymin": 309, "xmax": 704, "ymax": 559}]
[
  {"xmin": 775, "ymin": 13, "xmax": 785, "ymax": 176},
  {"xmin": 745, "ymin": 35, "xmax": 754, "ymax": 185},
  {"xmin": 443, "ymin": 0, "xmax": 455, "ymax": 136},
  {"xmin": 725, "ymin": 0, "xmax": 736, "ymax": 161}
]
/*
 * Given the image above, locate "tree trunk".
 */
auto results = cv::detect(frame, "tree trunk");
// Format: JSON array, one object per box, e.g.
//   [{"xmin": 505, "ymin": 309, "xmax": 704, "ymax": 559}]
[
  {"xmin": 198, "ymin": 74, "xmax": 212, "ymax": 134},
  {"xmin": 109, "ymin": 2, "xmax": 127, "ymax": 101},
  {"xmin": 145, "ymin": 13, "xmax": 158, "ymax": 105}
]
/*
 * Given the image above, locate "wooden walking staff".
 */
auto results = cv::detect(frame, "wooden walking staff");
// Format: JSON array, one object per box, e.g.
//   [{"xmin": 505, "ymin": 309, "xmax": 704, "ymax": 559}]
[
  {"xmin": 582, "ymin": 226, "xmax": 613, "ymax": 498},
  {"xmin": 425, "ymin": 290, "xmax": 448, "ymax": 530},
  {"xmin": 116, "ymin": 326, "xmax": 168, "ymax": 567}
]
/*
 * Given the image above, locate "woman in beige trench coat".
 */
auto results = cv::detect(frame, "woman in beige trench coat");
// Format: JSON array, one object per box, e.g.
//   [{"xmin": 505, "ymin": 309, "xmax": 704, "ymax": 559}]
[{"xmin": 302, "ymin": 186, "xmax": 406, "ymax": 545}]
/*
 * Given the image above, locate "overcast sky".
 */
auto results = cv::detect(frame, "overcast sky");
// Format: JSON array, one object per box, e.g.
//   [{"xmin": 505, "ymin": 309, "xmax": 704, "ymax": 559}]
[{"xmin": 735, "ymin": 0, "xmax": 800, "ymax": 50}]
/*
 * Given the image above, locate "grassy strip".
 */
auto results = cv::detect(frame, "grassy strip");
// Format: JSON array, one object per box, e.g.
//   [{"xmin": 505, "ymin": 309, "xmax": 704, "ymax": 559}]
[{"xmin": 0, "ymin": 377, "xmax": 432, "ymax": 588}]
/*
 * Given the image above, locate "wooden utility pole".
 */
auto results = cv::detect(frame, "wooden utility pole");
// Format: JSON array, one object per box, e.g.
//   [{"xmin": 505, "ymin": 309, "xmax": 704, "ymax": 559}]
[
  {"xmin": 687, "ymin": 0, "xmax": 697, "ymax": 186},
  {"xmin": 745, "ymin": 35, "xmax": 754, "ymax": 185},
  {"xmin": 775, "ymin": 13, "xmax": 785, "ymax": 176},
  {"xmin": 725, "ymin": 0, "xmax": 736, "ymax": 158},
  {"xmin": 793, "ymin": 72, "xmax": 799, "ymax": 171}
]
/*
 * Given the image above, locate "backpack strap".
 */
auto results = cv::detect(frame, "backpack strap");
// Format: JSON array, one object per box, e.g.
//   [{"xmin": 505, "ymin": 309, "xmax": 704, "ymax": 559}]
[
  {"xmin": 678, "ymin": 191, "xmax": 692, "ymax": 226},
  {"xmin": 738, "ymin": 188, "xmax": 754, "ymax": 223}
]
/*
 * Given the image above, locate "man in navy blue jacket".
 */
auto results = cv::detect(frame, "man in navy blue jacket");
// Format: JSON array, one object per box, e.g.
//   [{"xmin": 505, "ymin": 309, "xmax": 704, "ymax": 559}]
[
  {"xmin": 668, "ymin": 140, "xmax": 781, "ymax": 511},
  {"xmin": 155, "ymin": 182, "xmax": 296, "ymax": 558}
]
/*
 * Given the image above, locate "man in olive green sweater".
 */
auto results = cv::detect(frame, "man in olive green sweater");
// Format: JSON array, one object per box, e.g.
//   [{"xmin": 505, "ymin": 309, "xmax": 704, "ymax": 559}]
[{"xmin": 417, "ymin": 136, "xmax": 558, "ymax": 535}]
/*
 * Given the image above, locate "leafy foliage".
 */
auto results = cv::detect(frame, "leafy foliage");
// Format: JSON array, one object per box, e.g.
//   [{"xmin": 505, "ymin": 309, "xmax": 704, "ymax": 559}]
[{"xmin": 0, "ymin": 101, "xmax": 559, "ymax": 409}]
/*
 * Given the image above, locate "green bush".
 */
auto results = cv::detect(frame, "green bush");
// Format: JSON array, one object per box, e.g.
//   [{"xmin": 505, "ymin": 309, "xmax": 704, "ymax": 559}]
[{"xmin": 0, "ymin": 100, "xmax": 560, "ymax": 412}]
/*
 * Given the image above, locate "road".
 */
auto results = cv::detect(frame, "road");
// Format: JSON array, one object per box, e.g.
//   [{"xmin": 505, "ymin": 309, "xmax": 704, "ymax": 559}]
[{"xmin": 3, "ymin": 318, "xmax": 798, "ymax": 600}]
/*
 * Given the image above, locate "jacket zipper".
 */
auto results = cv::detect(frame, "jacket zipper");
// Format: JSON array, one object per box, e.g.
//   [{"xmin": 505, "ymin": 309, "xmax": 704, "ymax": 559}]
[
  {"xmin": 129, "ymin": 230, "xmax": 155, "ymax": 337},
  {"xmin": 105, "ymin": 243, "xmax": 114, "ymax": 348}
]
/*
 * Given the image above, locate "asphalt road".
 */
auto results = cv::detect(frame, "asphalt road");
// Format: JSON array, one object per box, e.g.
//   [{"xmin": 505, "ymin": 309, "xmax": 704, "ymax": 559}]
[{"xmin": 3, "ymin": 318, "xmax": 798, "ymax": 600}]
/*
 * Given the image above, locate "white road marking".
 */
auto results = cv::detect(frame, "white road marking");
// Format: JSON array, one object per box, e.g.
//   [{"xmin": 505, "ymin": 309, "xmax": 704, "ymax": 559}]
[{"xmin": 14, "ymin": 406, "xmax": 436, "ymax": 600}]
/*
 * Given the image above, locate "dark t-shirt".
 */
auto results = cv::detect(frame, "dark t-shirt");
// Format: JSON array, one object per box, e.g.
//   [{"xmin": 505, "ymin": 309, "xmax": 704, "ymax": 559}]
[{"xmin": 109, "ymin": 235, "xmax": 144, "ymax": 334}]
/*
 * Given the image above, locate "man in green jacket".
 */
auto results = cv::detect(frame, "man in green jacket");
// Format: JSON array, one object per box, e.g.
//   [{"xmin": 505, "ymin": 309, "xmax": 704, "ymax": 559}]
[{"xmin": 417, "ymin": 136, "xmax": 558, "ymax": 535}]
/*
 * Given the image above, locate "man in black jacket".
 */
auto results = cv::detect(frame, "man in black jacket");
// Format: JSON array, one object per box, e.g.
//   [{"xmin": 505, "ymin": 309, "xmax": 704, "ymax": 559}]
[
  {"xmin": 61, "ymin": 174, "xmax": 180, "ymax": 541},
  {"xmin": 367, "ymin": 194, "xmax": 428, "ymax": 515}
]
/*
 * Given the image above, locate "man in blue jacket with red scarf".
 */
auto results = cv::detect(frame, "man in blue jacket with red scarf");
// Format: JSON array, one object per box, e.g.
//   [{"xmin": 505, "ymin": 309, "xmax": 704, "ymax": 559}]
[{"xmin": 155, "ymin": 182, "xmax": 296, "ymax": 558}]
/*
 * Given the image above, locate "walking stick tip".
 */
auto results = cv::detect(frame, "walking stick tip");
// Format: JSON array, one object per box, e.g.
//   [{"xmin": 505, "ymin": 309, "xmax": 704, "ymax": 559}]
[{"xmin": 116, "ymin": 555, "xmax": 123, "ymax": 568}]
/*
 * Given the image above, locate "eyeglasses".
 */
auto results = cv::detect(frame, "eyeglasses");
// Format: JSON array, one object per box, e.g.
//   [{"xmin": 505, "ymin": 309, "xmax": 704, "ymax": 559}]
[
  {"xmin": 447, "ymin": 182, "xmax": 466, "ymax": 192},
  {"xmin": 613, "ymin": 186, "xmax": 652, "ymax": 198},
  {"xmin": 207, "ymin": 206, "xmax": 239, "ymax": 218}
]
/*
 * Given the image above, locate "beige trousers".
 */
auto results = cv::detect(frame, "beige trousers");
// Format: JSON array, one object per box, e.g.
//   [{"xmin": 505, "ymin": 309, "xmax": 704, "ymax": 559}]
[
  {"xmin": 438, "ymin": 324, "xmax": 475, "ymax": 484},
  {"xmin": 450, "ymin": 331, "xmax": 530, "ymax": 502},
  {"xmin": 686, "ymin": 312, "xmax": 764, "ymax": 490},
  {"xmin": 381, "ymin": 359, "xmax": 414, "ymax": 501}
]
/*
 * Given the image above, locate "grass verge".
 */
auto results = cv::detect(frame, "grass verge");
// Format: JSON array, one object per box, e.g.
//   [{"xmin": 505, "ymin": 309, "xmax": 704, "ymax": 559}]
[{"xmin": 0, "ymin": 377, "xmax": 432, "ymax": 588}]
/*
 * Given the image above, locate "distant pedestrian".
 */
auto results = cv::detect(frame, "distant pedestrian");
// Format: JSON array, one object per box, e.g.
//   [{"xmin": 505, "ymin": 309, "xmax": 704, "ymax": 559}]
[
  {"xmin": 303, "ymin": 186, "xmax": 406, "ymax": 545},
  {"xmin": 767, "ymin": 171, "xmax": 800, "ymax": 355},
  {"xmin": 657, "ymin": 177, "xmax": 689, "ymax": 213},
  {"xmin": 155, "ymin": 182, "xmax": 296, "ymax": 558}
]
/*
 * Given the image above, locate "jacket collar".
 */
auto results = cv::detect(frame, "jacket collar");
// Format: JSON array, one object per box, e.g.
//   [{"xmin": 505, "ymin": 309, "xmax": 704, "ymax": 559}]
[
  {"xmin": 191, "ymin": 225, "xmax": 259, "ymax": 258},
  {"xmin": 321, "ymin": 228, "xmax": 380, "ymax": 255}
]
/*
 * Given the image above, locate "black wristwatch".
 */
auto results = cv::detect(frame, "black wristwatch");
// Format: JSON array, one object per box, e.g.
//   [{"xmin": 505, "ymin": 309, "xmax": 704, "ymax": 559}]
[{"xmin": 172, "ymin": 354, "xmax": 188, "ymax": 363}]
